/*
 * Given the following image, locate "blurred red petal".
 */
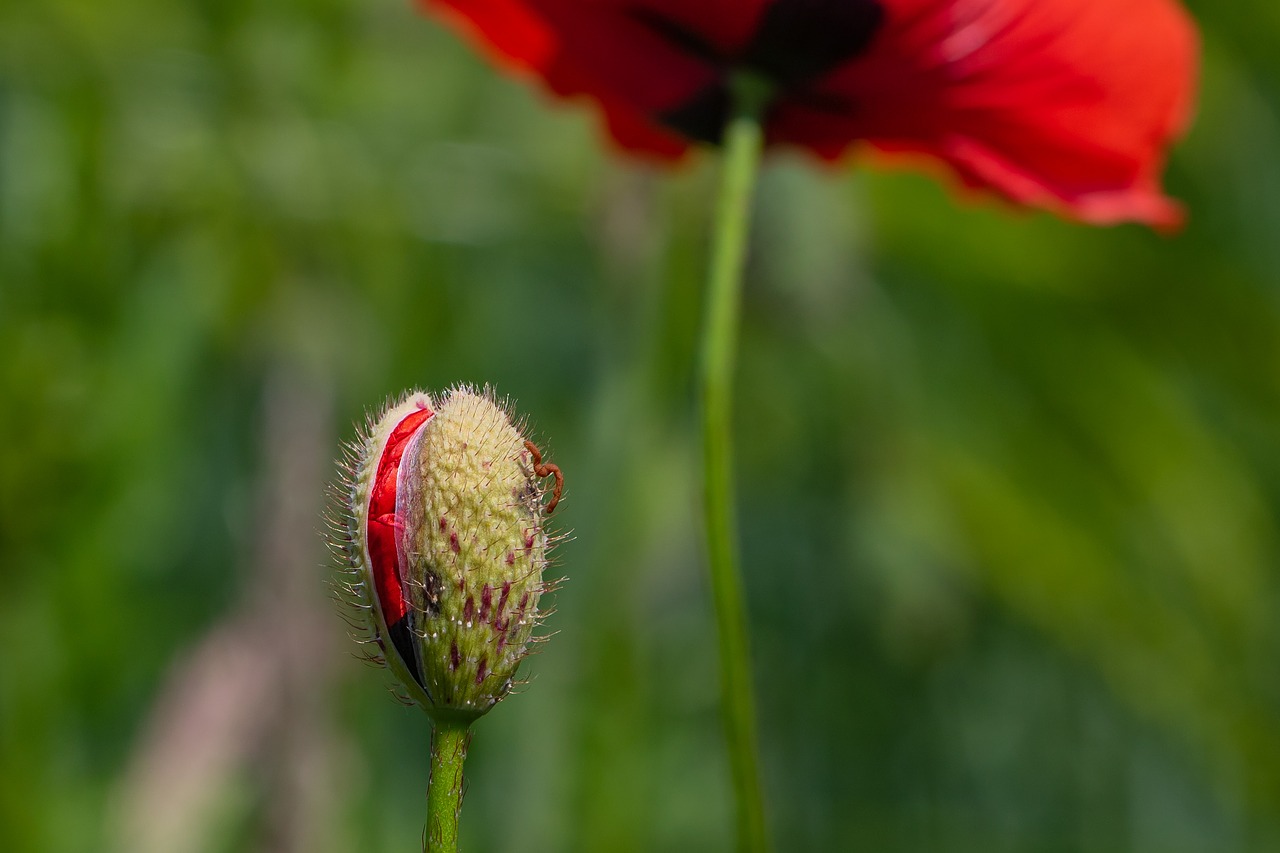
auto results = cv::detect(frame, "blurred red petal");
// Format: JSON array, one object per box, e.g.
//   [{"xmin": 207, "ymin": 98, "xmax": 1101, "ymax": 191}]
[
  {"xmin": 419, "ymin": 0, "xmax": 1198, "ymax": 226},
  {"xmin": 774, "ymin": 0, "xmax": 1197, "ymax": 225}
]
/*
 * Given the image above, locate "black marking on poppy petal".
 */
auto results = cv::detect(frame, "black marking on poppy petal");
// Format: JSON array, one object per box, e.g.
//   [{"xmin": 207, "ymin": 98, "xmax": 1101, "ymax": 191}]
[
  {"xmin": 627, "ymin": 6, "xmax": 723, "ymax": 64},
  {"xmin": 388, "ymin": 615, "xmax": 426, "ymax": 687},
  {"xmin": 658, "ymin": 83, "xmax": 731, "ymax": 144},
  {"xmin": 643, "ymin": 0, "xmax": 884, "ymax": 146},
  {"xmin": 743, "ymin": 0, "xmax": 885, "ymax": 88}
]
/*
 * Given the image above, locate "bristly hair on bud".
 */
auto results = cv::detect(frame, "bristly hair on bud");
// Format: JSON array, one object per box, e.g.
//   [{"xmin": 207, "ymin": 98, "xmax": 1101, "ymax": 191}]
[{"xmin": 325, "ymin": 385, "xmax": 565, "ymax": 723}]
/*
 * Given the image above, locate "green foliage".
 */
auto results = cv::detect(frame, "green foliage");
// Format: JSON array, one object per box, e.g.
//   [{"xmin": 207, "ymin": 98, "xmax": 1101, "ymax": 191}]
[{"xmin": 2, "ymin": 0, "xmax": 1278, "ymax": 850}]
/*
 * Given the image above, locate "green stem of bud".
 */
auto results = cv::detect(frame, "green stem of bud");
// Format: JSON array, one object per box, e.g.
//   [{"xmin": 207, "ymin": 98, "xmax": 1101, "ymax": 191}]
[
  {"xmin": 425, "ymin": 719, "xmax": 471, "ymax": 853},
  {"xmin": 699, "ymin": 70, "xmax": 772, "ymax": 853}
]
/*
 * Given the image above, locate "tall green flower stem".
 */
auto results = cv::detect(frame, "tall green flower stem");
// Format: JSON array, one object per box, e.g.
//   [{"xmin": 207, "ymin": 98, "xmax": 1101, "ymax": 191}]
[
  {"xmin": 425, "ymin": 719, "xmax": 471, "ymax": 853},
  {"xmin": 699, "ymin": 72, "xmax": 772, "ymax": 853}
]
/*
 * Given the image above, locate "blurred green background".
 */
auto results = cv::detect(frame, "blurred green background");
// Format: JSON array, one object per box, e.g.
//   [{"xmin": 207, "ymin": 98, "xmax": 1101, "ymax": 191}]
[{"xmin": 3, "ymin": 1, "xmax": 1279, "ymax": 851}]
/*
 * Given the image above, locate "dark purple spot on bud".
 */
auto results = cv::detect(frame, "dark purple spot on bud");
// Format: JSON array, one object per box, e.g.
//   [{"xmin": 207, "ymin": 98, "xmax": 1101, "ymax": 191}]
[
  {"xmin": 498, "ymin": 581, "xmax": 512, "ymax": 616},
  {"xmin": 450, "ymin": 641, "xmax": 461, "ymax": 671},
  {"xmin": 450, "ymin": 531, "xmax": 460, "ymax": 553},
  {"xmin": 475, "ymin": 656, "xmax": 488, "ymax": 685},
  {"xmin": 518, "ymin": 591, "xmax": 530, "ymax": 611},
  {"xmin": 463, "ymin": 595, "xmax": 475, "ymax": 623},
  {"xmin": 524, "ymin": 532, "xmax": 534, "ymax": 551},
  {"xmin": 480, "ymin": 585, "xmax": 493, "ymax": 621},
  {"xmin": 439, "ymin": 515, "xmax": 448, "ymax": 532},
  {"xmin": 505, "ymin": 551, "xmax": 515, "ymax": 566}
]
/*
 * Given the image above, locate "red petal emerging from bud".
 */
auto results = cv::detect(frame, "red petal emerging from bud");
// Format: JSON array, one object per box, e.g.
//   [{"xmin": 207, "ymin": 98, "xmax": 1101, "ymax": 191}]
[{"xmin": 366, "ymin": 402, "xmax": 435, "ymax": 687}]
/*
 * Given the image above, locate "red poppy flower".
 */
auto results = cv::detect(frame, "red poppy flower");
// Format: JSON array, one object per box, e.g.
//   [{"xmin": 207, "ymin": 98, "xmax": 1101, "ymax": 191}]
[{"xmin": 418, "ymin": 0, "xmax": 1198, "ymax": 227}]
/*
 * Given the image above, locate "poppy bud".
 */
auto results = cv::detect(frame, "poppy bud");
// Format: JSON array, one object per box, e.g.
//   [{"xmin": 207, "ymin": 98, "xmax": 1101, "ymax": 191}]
[{"xmin": 328, "ymin": 386, "xmax": 561, "ymax": 722}]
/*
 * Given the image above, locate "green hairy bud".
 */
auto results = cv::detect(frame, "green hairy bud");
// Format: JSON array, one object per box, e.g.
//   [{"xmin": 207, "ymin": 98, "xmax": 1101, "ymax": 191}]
[{"xmin": 328, "ymin": 386, "xmax": 563, "ymax": 722}]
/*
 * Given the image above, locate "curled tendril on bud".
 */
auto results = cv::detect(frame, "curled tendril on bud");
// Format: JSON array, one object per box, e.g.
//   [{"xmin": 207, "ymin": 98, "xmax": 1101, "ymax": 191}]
[{"xmin": 524, "ymin": 439, "xmax": 563, "ymax": 514}]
